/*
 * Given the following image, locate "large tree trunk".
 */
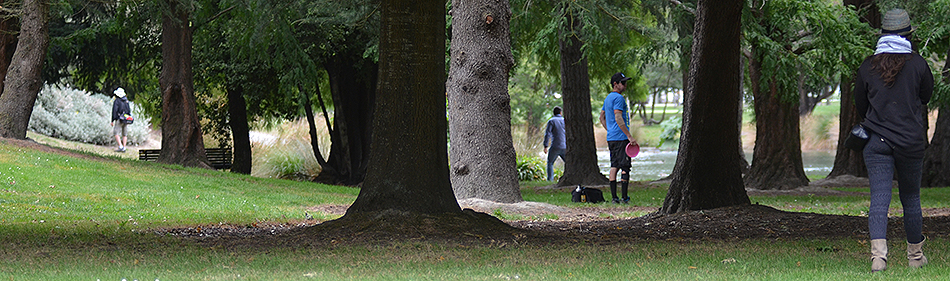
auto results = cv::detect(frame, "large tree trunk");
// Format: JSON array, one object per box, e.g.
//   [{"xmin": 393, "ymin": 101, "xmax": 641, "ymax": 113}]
[
  {"xmin": 158, "ymin": 1, "xmax": 210, "ymax": 169},
  {"xmin": 447, "ymin": 0, "xmax": 521, "ymax": 203},
  {"xmin": 345, "ymin": 0, "xmax": 460, "ymax": 215},
  {"xmin": 827, "ymin": 75, "xmax": 867, "ymax": 178},
  {"xmin": 227, "ymin": 85, "xmax": 251, "ymax": 174},
  {"xmin": 744, "ymin": 46, "xmax": 809, "ymax": 190},
  {"xmin": 0, "ymin": 0, "xmax": 48, "ymax": 139},
  {"xmin": 323, "ymin": 53, "xmax": 377, "ymax": 185},
  {"xmin": 661, "ymin": 0, "xmax": 749, "ymax": 214},
  {"xmin": 921, "ymin": 47, "xmax": 950, "ymax": 187},
  {"xmin": 923, "ymin": 107, "xmax": 950, "ymax": 186},
  {"xmin": 556, "ymin": 9, "xmax": 608, "ymax": 188},
  {"xmin": 827, "ymin": 0, "xmax": 879, "ymax": 179},
  {"xmin": 0, "ymin": 10, "xmax": 19, "ymax": 93}
]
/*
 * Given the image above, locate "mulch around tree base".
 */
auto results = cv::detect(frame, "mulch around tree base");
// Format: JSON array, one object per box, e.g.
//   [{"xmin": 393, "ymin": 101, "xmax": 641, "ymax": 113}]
[
  {"xmin": 513, "ymin": 204, "xmax": 950, "ymax": 242},
  {"xmin": 156, "ymin": 204, "xmax": 950, "ymax": 249}
]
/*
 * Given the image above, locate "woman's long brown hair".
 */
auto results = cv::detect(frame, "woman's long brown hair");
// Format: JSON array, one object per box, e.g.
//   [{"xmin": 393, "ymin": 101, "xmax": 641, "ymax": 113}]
[{"xmin": 871, "ymin": 53, "xmax": 910, "ymax": 87}]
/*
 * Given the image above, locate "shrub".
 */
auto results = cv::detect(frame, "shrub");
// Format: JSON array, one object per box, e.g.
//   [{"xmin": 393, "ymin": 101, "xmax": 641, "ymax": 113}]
[
  {"xmin": 516, "ymin": 154, "xmax": 546, "ymax": 181},
  {"xmin": 29, "ymin": 86, "xmax": 150, "ymax": 145},
  {"xmin": 657, "ymin": 116, "xmax": 682, "ymax": 146}
]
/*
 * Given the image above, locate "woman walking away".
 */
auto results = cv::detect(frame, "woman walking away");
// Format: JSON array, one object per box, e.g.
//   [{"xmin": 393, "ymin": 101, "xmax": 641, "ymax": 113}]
[{"xmin": 854, "ymin": 8, "xmax": 934, "ymax": 272}]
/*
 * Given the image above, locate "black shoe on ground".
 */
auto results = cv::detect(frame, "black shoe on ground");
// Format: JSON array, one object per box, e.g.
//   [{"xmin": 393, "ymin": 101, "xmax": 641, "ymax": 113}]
[
  {"xmin": 622, "ymin": 197, "xmax": 630, "ymax": 204},
  {"xmin": 612, "ymin": 198, "xmax": 621, "ymax": 204}
]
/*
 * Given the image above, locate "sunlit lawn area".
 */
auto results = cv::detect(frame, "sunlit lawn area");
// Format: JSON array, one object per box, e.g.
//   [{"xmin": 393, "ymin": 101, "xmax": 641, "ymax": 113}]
[{"xmin": 2, "ymin": 139, "xmax": 949, "ymax": 280}]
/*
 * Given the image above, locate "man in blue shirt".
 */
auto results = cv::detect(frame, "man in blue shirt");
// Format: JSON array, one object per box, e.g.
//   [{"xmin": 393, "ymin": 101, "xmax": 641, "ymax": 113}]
[
  {"xmin": 543, "ymin": 106, "xmax": 566, "ymax": 181},
  {"xmin": 599, "ymin": 72, "xmax": 636, "ymax": 203}
]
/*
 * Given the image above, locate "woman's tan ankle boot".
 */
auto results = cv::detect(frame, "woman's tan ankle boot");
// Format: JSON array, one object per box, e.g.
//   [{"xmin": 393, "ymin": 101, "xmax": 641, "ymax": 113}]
[
  {"xmin": 907, "ymin": 236, "xmax": 928, "ymax": 268},
  {"xmin": 871, "ymin": 239, "xmax": 887, "ymax": 272}
]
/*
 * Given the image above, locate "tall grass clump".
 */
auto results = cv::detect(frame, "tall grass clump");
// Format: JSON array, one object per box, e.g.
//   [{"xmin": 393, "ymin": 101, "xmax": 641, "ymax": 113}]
[
  {"xmin": 29, "ymin": 86, "xmax": 150, "ymax": 145},
  {"xmin": 800, "ymin": 113, "xmax": 838, "ymax": 151},
  {"xmin": 510, "ymin": 124, "xmax": 543, "ymax": 157},
  {"xmin": 251, "ymin": 119, "xmax": 324, "ymax": 180}
]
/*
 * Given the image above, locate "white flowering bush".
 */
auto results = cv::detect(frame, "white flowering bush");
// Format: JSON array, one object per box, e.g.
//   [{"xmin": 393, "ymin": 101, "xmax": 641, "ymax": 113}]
[{"xmin": 29, "ymin": 86, "xmax": 151, "ymax": 146}]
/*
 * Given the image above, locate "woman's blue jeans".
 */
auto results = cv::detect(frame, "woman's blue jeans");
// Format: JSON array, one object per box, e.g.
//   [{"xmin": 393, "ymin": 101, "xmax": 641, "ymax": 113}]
[{"xmin": 864, "ymin": 133, "xmax": 924, "ymax": 243}]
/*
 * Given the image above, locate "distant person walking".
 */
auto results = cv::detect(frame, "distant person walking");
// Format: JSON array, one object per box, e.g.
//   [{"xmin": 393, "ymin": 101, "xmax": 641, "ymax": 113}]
[
  {"xmin": 599, "ymin": 72, "xmax": 636, "ymax": 204},
  {"xmin": 543, "ymin": 106, "xmax": 566, "ymax": 181},
  {"xmin": 854, "ymin": 9, "xmax": 934, "ymax": 272},
  {"xmin": 111, "ymin": 88, "xmax": 131, "ymax": 152}
]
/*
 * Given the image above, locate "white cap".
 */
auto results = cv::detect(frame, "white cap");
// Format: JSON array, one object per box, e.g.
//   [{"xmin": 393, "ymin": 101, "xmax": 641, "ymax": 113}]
[{"xmin": 114, "ymin": 88, "xmax": 126, "ymax": 98}]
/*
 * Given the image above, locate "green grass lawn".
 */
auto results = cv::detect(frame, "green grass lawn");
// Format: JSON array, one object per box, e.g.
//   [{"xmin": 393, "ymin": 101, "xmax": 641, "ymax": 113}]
[{"xmin": 2, "ymin": 139, "xmax": 949, "ymax": 280}]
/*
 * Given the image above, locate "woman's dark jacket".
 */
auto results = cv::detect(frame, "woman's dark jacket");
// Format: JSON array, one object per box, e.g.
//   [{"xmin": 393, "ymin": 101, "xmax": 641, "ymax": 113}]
[{"xmin": 854, "ymin": 53, "xmax": 934, "ymax": 158}]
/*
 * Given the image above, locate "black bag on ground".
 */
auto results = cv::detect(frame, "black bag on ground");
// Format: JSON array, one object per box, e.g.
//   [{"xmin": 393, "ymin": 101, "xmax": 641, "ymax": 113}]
[
  {"xmin": 845, "ymin": 124, "xmax": 869, "ymax": 151},
  {"xmin": 571, "ymin": 185, "xmax": 605, "ymax": 203}
]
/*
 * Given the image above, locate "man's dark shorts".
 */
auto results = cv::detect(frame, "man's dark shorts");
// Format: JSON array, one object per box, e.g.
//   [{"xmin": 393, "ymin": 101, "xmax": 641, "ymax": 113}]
[{"xmin": 607, "ymin": 140, "xmax": 631, "ymax": 170}]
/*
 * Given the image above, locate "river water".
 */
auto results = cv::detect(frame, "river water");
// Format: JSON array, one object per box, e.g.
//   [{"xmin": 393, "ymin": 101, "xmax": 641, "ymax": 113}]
[{"xmin": 596, "ymin": 148, "xmax": 837, "ymax": 181}]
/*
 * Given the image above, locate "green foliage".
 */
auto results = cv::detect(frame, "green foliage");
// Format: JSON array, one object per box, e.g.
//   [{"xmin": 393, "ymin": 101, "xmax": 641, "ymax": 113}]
[
  {"xmin": 28, "ymin": 86, "xmax": 150, "ymax": 146},
  {"xmin": 191, "ymin": 0, "xmax": 310, "ymax": 149},
  {"xmin": 508, "ymin": 59, "xmax": 561, "ymax": 129},
  {"xmin": 516, "ymin": 155, "xmax": 546, "ymax": 182},
  {"xmin": 510, "ymin": 0, "xmax": 656, "ymax": 102},
  {"xmin": 658, "ymin": 115, "xmax": 681, "ymax": 146},
  {"xmin": 743, "ymin": 0, "xmax": 872, "ymax": 104},
  {"xmin": 933, "ymin": 81, "xmax": 950, "ymax": 109},
  {"xmin": 916, "ymin": 0, "xmax": 950, "ymax": 108},
  {"xmin": 45, "ymin": 0, "xmax": 163, "ymax": 120}
]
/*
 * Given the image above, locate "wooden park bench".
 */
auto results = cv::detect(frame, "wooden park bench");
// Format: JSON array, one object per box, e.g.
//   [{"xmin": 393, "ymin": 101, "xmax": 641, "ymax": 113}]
[{"xmin": 138, "ymin": 147, "xmax": 233, "ymax": 170}]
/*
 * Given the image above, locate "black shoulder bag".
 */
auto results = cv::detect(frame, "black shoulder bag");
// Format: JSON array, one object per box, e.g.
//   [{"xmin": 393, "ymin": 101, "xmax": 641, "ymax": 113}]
[{"xmin": 844, "ymin": 124, "xmax": 869, "ymax": 151}]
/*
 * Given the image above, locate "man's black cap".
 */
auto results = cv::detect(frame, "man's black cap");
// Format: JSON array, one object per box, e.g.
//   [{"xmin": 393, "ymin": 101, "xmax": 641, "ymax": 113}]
[{"xmin": 611, "ymin": 72, "xmax": 632, "ymax": 85}]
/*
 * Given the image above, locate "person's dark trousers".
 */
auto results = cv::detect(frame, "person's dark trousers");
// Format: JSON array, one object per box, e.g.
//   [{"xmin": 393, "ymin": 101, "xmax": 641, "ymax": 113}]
[
  {"xmin": 546, "ymin": 148, "xmax": 566, "ymax": 182},
  {"xmin": 864, "ymin": 134, "xmax": 924, "ymax": 244}
]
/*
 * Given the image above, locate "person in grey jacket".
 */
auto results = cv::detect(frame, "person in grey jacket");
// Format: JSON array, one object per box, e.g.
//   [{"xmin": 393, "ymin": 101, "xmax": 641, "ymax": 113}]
[
  {"xmin": 853, "ymin": 9, "xmax": 934, "ymax": 273},
  {"xmin": 543, "ymin": 106, "xmax": 566, "ymax": 182}
]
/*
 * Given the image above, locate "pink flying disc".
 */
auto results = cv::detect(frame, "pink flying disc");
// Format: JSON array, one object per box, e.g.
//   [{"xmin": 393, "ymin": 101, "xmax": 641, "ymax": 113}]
[{"xmin": 626, "ymin": 142, "xmax": 640, "ymax": 158}]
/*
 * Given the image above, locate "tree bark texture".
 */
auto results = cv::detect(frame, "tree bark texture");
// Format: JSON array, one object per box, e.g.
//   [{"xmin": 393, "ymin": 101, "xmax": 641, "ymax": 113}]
[
  {"xmin": 556, "ymin": 10, "xmax": 608, "ymax": 187},
  {"xmin": 346, "ymin": 0, "xmax": 460, "ymax": 215},
  {"xmin": 158, "ymin": 1, "xmax": 210, "ymax": 169},
  {"xmin": 227, "ymin": 85, "xmax": 251, "ymax": 174},
  {"xmin": 324, "ymin": 53, "xmax": 377, "ymax": 185},
  {"xmin": 661, "ymin": 0, "xmax": 749, "ymax": 214},
  {"xmin": 922, "ymin": 48, "xmax": 950, "ymax": 187},
  {"xmin": 0, "ymin": 0, "xmax": 48, "ymax": 139},
  {"xmin": 0, "ymin": 11, "xmax": 19, "ymax": 94},
  {"xmin": 447, "ymin": 0, "xmax": 522, "ymax": 203},
  {"xmin": 745, "ymin": 48, "xmax": 809, "ymax": 190}
]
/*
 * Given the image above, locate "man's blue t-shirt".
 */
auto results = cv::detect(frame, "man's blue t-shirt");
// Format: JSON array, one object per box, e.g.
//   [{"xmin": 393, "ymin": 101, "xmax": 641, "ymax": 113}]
[{"xmin": 602, "ymin": 92, "xmax": 629, "ymax": 141}]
